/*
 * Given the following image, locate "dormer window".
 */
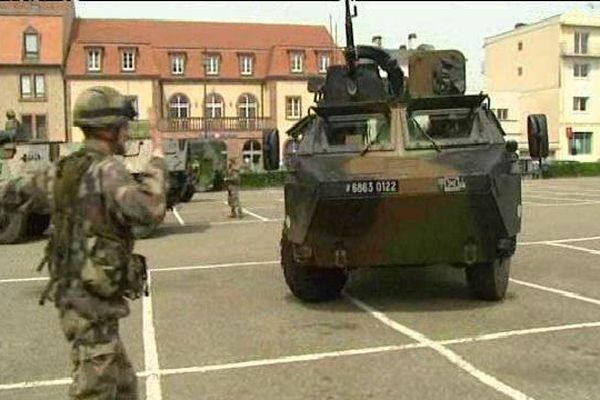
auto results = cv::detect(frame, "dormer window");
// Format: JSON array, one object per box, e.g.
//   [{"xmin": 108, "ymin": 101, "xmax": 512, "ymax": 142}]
[
  {"xmin": 240, "ymin": 55, "xmax": 253, "ymax": 76},
  {"xmin": 205, "ymin": 55, "xmax": 220, "ymax": 76},
  {"xmin": 291, "ymin": 52, "xmax": 303, "ymax": 73},
  {"xmin": 87, "ymin": 48, "xmax": 102, "ymax": 72},
  {"xmin": 171, "ymin": 54, "xmax": 186, "ymax": 75},
  {"xmin": 23, "ymin": 29, "xmax": 40, "ymax": 59},
  {"xmin": 121, "ymin": 48, "xmax": 136, "ymax": 72},
  {"xmin": 318, "ymin": 53, "xmax": 330, "ymax": 74}
]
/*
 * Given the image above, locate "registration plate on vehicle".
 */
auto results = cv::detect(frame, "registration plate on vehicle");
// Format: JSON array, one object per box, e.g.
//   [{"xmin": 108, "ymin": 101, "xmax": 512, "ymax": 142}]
[{"xmin": 344, "ymin": 180, "xmax": 399, "ymax": 194}]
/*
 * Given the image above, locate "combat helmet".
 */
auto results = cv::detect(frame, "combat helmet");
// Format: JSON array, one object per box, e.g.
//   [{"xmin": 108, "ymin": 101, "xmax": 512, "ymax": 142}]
[
  {"xmin": 73, "ymin": 86, "xmax": 137, "ymax": 130},
  {"xmin": 6, "ymin": 109, "xmax": 15, "ymax": 119}
]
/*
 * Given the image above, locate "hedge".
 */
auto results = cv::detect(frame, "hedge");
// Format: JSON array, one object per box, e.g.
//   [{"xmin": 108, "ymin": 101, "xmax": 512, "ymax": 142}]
[
  {"xmin": 544, "ymin": 161, "xmax": 600, "ymax": 178},
  {"xmin": 240, "ymin": 170, "xmax": 288, "ymax": 188}
]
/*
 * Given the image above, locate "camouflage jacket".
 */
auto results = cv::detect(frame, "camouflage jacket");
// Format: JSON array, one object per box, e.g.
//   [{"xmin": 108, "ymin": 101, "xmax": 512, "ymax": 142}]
[
  {"xmin": 225, "ymin": 168, "xmax": 241, "ymax": 188},
  {"xmin": 1, "ymin": 139, "xmax": 167, "ymax": 309}
]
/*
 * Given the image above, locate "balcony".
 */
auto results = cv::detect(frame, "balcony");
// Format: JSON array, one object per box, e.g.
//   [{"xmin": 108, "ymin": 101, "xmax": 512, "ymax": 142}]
[
  {"xmin": 560, "ymin": 41, "xmax": 600, "ymax": 57},
  {"xmin": 158, "ymin": 117, "xmax": 275, "ymax": 133}
]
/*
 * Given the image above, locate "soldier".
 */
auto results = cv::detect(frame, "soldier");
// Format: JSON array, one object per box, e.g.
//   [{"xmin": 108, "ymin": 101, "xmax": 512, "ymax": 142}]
[
  {"xmin": 225, "ymin": 158, "xmax": 243, "ymax": 218},
  {"xmin": 0, "ymin": 110, "xmax": 20, "ymax": 144},
  {"xmin": 2, "ymin": 86, "xmax": 167, "ymax": 399}
]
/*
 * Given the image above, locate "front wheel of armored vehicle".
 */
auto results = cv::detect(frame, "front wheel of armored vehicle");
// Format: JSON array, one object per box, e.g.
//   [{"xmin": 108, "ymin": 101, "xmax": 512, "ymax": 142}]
[
  {"xmin": 465, "ymin": 257, "xmax": 511, "ymax": 301},
  {"xmin": 281, "ymin": 239, "xmax": 347, "ymax": 302},
  {"xmin": 27, "ymin": 213, "xmax": 51, "ymax": 237},
  {"xmin": 0, "ymin": 210, "xmax": 28, "ymax": 244}
]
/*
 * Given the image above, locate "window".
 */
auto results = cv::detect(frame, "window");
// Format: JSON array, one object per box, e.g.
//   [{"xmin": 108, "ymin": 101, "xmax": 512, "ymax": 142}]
[
  {"xmin": 242, "ymin": 140, "xmax": 262, "ymax": 171},
  {"xmin": 20, "ymin": 74, "xmax": 45, "ymax": 99},
  {"xmin": 318, "ymin": 53, "xmax": 330, "ymax": 73},
  {"xmin": 205, "ymin": 55, "xmax": 220, "ymax": 75},
  {"xmin": 35, "ymin": 115, "xmax": 47, "ymax": 140},
  {"xmin": 574, "ymin": 63, "xmax": 589, "ymax": 78},
  {"xmin": 240, "ymin": 55, "xmax": 253, "ymax": 76},
  {"xmin": 21, "ymin": 115, "xmax": 32, "ymax": 140},
  {"xmin": 35, "ymin": 74, "xmax": 45, "ymax": 97},
  {"xmin": 518, "ymin": 42, "xmax": 523, "ymax": 51},
  {"xmin": 517, "ymin": 67, "xmax": 523, "ymax": 76},
  {"xmin": 575, "ymin": 31, "xmax": 589, "ymax": 54},
  {"xmin": 286, "ymin": 96, "xmax": 302, "ymax": 119},
  {"xmin": 20, "ymin": 75, "xmax": 32, "ymax": 98},
  {"xmin": 24, "ymin": 31, "xmax": 39, "ymax": 59},
  {"xmin": 237, "ymin": 93, "xmax": 258, "ymax": 129},
  {"xmin": 168, "ymin": 94, "xmax": 190, "ymax": 118},
  {"xmin": 171, "ymin": 54, "xmax": 185, "ymax": 75},
  {"xmin": 291, "ymin": 52, "xmax": 303, "ymax": 73},
  {"xmin": 495, "ymin": 108, "xmax": 509, "ymax": 120},
  {"xmin": 121, "ymin": 49, "xmax": 136, "ymax": 72},
  {"xmin": 87, "ymin": 48, "xmax": 102, "ymax": 72},
  {"xmin": 570, "ymin": 132, "xmax": 592, "ymax": 155},
  {"xmin": 205, "ymin": 93, "xmax": 224, "ymax": 118},
  {"xmin": 573, "ymin": 96, "xmax": 589, "ymax": 111}
]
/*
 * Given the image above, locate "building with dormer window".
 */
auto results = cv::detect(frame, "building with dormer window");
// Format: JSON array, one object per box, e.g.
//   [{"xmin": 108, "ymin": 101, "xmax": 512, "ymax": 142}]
[
  {"xmin": 65, "ymin": 18, "xmax": 341, "ymax": 166},
  {"xmin": 0, "ymin": 0, "xmax": 75, "ymax": 141}
]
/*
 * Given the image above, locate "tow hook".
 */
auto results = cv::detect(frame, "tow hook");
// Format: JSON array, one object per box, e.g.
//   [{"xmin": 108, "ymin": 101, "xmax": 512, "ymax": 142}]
[{"xmin": 334, "ymin": 246, "xmax": 348, "ymax": 269}]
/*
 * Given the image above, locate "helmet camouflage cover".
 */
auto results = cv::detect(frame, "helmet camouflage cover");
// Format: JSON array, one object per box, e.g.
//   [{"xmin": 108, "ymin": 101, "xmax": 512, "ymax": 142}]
[
  {"xmin": 6, "ymin": 109, "xmax": 15, "ymax": 119},
  {"xmin": 73, "ymin": 86, "xmax": 137, "ymax": 130}
]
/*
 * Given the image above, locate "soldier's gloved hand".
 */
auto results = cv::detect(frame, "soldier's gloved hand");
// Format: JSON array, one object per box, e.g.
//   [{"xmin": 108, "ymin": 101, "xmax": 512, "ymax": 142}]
[{"xmin": 148, "ymin": 108, "xmax": 164, "ymax": 159}]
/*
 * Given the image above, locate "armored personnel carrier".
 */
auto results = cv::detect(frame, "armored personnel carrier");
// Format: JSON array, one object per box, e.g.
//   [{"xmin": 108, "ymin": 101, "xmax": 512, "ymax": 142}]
[
  {"xmin": 275, "ymin": 0, "xmax": 548, "ymax": 302},
  {"xmin": 0, "ymin": 137, "xmax": 194, "ymax": 243}
]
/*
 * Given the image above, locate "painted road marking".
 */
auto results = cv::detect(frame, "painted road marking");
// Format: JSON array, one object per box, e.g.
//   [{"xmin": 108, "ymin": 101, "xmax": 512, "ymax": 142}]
[
  {"xmin": 347, "ymin": 295, "xmax": 536, "ymax": 400},
  {"xmin": 3, "ymin": 320, "xmax": 600, "ymax": 391},
  {"xmin": 153, "ymin": 260, "xmax": 279, "ymax": 273},
  {"xmin": 171, "ymin": 207, "xmax": 186, "ymax": 226},
  {"xmin": 511, "ymin": 279, "xmax": 600, "ymax": 307},
  {"xmin": 143, "ymin": 272, "xmax": 163, "ymax": 400}
]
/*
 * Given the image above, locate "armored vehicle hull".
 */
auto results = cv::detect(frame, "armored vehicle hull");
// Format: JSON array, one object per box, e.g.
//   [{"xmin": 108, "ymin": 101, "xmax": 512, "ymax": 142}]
[{"xmin": 284, "ymin": 145, "xmax": 520, "ymax": 269}]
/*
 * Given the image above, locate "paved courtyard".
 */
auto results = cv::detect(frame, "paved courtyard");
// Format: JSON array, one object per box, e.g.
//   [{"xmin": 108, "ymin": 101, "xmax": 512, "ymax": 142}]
[{"xmin": 2, "ymin": 178, "xmax": 600, "ymax": 399}]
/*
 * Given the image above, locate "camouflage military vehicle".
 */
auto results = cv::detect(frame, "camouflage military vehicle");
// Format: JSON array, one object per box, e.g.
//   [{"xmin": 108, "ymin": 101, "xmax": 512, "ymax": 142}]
[
  {"xmin": 267, "ymin": 0, "xmax": 548, "ymax": 302},
  {"xmin": 0, "ymin": 137, "xmax": 194, "ymax": 243}
]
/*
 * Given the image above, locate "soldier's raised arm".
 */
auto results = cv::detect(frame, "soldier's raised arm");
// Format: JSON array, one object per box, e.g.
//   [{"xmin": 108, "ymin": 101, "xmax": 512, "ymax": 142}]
[{"xmin": 97, "ymin": 107, "xmax": 167, "ymax": 227}]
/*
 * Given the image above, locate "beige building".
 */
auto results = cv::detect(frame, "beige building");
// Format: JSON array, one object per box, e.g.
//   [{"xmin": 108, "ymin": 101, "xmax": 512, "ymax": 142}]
[
  {"xmin": 0, "ymin": 0, "xmax": 75, "ymax": 142},
  {"xmin": 484, "ymin": 9, "xmax": 600, "ymax": 161},
  {"xmin": 65, "ymin": 18, "xmax": 341, "ymax": 169}
]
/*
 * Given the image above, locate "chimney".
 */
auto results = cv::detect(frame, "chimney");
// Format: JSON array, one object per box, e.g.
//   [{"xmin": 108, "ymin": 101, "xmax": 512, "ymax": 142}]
[
  {"xmin": 515, "ymin": 23, "xmax": 527, "ymax": 29},
  {"xmin": 408, "ymin": 33, "xmax": 417, "ymax": 50},
  {"xmin": 399, "ymin": 45, "xmax": 407, "ymax": 50},
  {"xmin": 371, "ymin": 35, "xmax": 382, "ymax": 48}
]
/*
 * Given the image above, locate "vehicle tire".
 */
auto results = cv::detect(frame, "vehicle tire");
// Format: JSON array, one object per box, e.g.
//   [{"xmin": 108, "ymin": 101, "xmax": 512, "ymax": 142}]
[
  {"xmin": 281, "ymin": 239, "xmax": 347, "ymax": 302},
  {"xmin": 133, "ymin": 223, "xmax": 158, "ymax": 239},
  {"xmin": 0, "ymin": 210, "xmax": 28, "ymax": 244},
  {"xmin": 465, "ymin": 257, "xmax": 511, "ymax": 301},
  {"xmin": 27, "ymin": 213, "xmax": 51, "ymax": 237},
  {"xmin": 180, "ymin": 181, "xmax": 196, "ymax": 203}
]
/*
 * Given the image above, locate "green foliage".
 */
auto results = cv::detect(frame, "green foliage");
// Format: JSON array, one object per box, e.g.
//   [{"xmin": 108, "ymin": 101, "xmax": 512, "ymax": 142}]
[
  {"xmin": 240, "ymin": 170, "xmax": 288, "ymax": 188},
  {"xmin": 544, "ymin": 161, "xmax": 600, "ymax": 178}
]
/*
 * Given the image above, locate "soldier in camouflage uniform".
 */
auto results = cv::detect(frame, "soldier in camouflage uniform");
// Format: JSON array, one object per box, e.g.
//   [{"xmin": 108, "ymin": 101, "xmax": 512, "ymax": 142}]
[
  {"xmin": 225, "ymin": 158, "xmax": 243, "ymax": 218},
  {"xmin": 3, "ymin": 87, "xmax": 167, "ymax": 399},
  {"xmin": 0, "ymin": 109, "xmax": 20, "ymax": 143}
]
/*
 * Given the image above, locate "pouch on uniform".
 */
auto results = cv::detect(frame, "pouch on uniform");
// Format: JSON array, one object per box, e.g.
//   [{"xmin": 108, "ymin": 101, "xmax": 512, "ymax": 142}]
[
  {"xmin": 123, "ymin": 253, "xmax": 149, "ymax": 300},
  {"xmin": 81, "ymin": 257, "xmax": 122, "ymax": 298}
]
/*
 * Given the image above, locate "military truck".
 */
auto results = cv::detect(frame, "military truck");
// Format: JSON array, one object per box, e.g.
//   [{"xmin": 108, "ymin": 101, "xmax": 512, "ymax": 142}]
[
  {"xmin": 266, "ymin": 0, "xmax": 549, "ymax": 302},
  {"xmin": 0, "ymin": 137, "xmax": 195, "ymax": 243}
]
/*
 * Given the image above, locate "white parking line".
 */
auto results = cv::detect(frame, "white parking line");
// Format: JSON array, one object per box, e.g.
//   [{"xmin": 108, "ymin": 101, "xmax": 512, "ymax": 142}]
[
  {"xmin": 0, "ymin": 276, "xmax": 48, "ymax": 284},
  {"xmin": 347, "ymin": 295, "xmax": 535, "ymax": 400},
  {"xmin": 156, "ymin": 343, "xmax": 424, "ymax": 377},
  {"xmin": 153, "ymin": 260, "xmax": 279, "ymax": 273},
  {"xmin": 171, "ymin": 208, "xmax": 186, "ymax": 226},
  {"xmin": 518, "ymin": 235, "xmax": 600, "ymax": 246},
  {"xmin": 545, "ymin": 242, "xmax": 600, "ymax": 256},
  {"xmin": 522, "ymin": 200, "xmax": 600, "ymax": 207},
  {"xmin": 221, "ymin": 201, "xmax": 272, "ymax": 222},
  {"xmin": 3, "ymin": 319, "xmax": 600, "ymax": 391},
  {"xmin": 143, "ymin": 272, "xmax": 163, "ymax": 400},
  {"xmin": 511, "ymin": 279, "xmax": 600, "ymax": 307}
]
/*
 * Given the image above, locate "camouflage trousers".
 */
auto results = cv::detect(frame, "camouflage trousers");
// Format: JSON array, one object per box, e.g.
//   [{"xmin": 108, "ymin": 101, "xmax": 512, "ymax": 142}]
[
  {"xmin": 60, "ymin": 308, "xmax": 138, "ymax": 400},
  {"xmin": 227, "ymin": 187, "xmax": 242, "ymax": 218}
]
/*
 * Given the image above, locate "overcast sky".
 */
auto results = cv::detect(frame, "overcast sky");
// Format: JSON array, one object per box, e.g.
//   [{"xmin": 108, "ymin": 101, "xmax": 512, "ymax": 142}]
[{"xmin": 75, "ymin": 1, "xmax": 598, "ymax": 93}]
